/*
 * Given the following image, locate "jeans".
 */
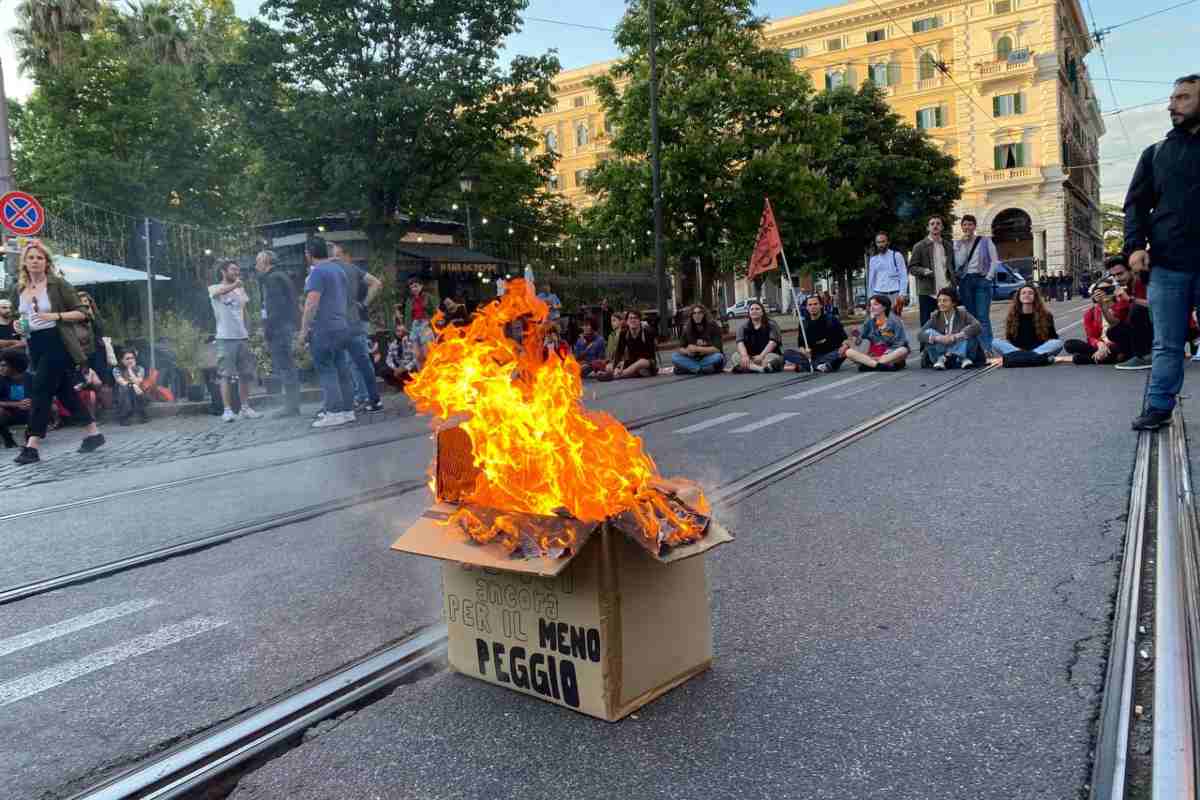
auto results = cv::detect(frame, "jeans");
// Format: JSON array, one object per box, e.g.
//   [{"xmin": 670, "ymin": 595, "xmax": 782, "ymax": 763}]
[
  {"xmin": 671, "ymin": 351, "xmax": 725, "ymax": 374},
  {"xmin": 917, "ymin": 295, "xmax": 936, "ymax": 328},
  {"xmin": 267, "ymin": 326, "xmax": 301, "ymax": 412},
  {"xmin": 310, "ymin": 329, "xmax": 354, "ymax": 414},
  {"xmin": 1147, "ymin": 268, "xmax": 1200, "ymax": 412},
  {"xmin": 783, "ymin": 349, "xmax": 844, "ymax": 372},
  {"xmin": 344, "ymin": 333, "xmax": 379, "ymax": 405},
  {"xmin": 26, "ymin": 329, "xmax": 94, "ymax": 439},
  {"xmin": 958, "ymin": 274, "xmax": 994, "ymax": 352},
  {"xmin": 925, "ymin": 339, "xmax": 969, "ymax": 362},
  {"xmin": 993, "ymin": 338, "xmax": 1064, "ymax": 356}
]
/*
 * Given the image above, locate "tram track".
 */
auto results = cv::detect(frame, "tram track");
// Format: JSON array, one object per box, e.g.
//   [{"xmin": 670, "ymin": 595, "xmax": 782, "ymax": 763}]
[{"xmin": 60, "ymin": 360, "xmax": 1000, "ymax": 800}]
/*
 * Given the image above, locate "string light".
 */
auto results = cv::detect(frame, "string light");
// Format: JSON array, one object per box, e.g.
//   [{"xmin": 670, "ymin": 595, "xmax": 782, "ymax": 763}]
[
  {"xmin": 452, "ymin": 203, "xmax": 459, "ymax": 211},
  {"xmin": 481, "ymin": 217, "xmax": 489, "ymax": 225},
  {"xmin": 507, "ymin": 227, "xmax": 515, "ymax": 235}
]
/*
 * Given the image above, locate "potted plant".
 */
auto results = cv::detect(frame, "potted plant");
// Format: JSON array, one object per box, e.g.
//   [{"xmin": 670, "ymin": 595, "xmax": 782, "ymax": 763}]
[{"xmin": 155, "ymin": 311, "xmax": 207, "ymax": 402}]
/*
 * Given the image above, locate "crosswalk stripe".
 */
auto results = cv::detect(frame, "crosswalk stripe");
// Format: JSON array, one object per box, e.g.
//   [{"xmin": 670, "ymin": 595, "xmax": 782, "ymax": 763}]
[
  {"xmin": 0, "ymin": 599, "xmax": 162, "ymax": 658},
  {"xmin": 783, "ymin": 374, "xmax": 869, "ymax": 400},
  {"xmin": 729, "ymin": 412, "xmax": 801, "ymax": 434},
  {"xmin": 674, "ymin": 412, "xmax": 750, "ymax": 434},
  {"xmin": 0, "ymin": 617, "xmax": 228, "ymax": 707}
]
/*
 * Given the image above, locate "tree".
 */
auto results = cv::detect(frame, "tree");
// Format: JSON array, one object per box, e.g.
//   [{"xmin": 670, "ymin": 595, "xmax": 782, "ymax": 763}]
[
  {"xmin": 11, "ymin": 0, "xmax": 101, "ymax": 73},
  {"xmin": 1101, "ymin": 202, "xmax": 1124, "ymax": 255},
  {"xmin": 584, "ymin": 0, "xmax": 850, "ymax": 308},
  {"xmin": 807, "ymin": 85, "xmax": 963, "ymax": 306},
  {"xmin": 220, "ymin": 0, "xmax": 561, "ymax": 259}
]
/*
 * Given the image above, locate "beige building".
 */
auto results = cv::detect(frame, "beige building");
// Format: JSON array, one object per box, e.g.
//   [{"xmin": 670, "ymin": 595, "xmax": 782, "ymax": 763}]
[{"xmin": 530, "ymin": 0, "xmax": 1105, "ymax": 287}]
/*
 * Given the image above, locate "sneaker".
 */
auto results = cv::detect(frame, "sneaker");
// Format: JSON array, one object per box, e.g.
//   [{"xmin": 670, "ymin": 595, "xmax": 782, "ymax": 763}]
[
  {"xmin": 78, "ymin": 434, "xmax": 105, "ymax": 453},
  {"xmin": 239, "ymin": 406, "xmax": 263, "ymax": 419},
  {"xmin": 816, "ymin": 363, "xmax": 830, "ymax": 373},
  {"xmin": 1115, "ymin": 355, "xmax": 1153, "ymax": 371},
  {"xmin": 222, "ymin": 409, "xmax": 236, "ymax": 423},
  {"xmin": 312, "ymin": 411, "xmax": 352, "ymax": 428},
  {"xmin": 342, "ymin": 410, "xmax": 357, "ymax": 424},
  {"xmin": 961, "ymin": 358, "xmax": 974, "ymax": 369},
  {"xmin": 13, "ymin": 446, "xmax": 39, "ymax": 465},
  {"xmin": 1132, "ymin": 408, "xmax": 1173, "ymax": 431},
  {"xmin": 365, "ymin": 399, "xmax": 385, "ymax": 412},
  {"xmin": 1192, "ymin": 351, "xmax": 1200, "ymax": 363},
  {"xmin": 933, "ymin": 357, "xmax": 946, "ymax": 370}
]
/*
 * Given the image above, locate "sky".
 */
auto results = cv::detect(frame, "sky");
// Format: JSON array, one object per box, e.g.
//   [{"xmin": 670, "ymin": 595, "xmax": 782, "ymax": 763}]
[{"xmin": 1, "ymin": 0, "xmax": 1194, "ymax": 203}]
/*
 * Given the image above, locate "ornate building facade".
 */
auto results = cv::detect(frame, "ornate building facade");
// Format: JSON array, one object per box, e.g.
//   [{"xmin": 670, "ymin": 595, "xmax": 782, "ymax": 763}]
[{"xmin": 529, "ymin": 0, "xmax": 1105, "ymax": 281}]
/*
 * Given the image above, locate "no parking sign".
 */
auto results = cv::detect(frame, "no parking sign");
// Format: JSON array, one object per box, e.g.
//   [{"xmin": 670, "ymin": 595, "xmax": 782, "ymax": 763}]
[{"xmin": 0, "ymin": 191, "xmax": 46, "ymax": 236}]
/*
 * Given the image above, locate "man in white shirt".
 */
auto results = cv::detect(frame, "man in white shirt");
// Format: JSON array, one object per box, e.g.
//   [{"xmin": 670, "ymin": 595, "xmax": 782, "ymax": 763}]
[
  {"xmin": 867, "ymin": 231, "xmax": 907, "ymax": 305},
  {"xmin": 208, "ymin": 260, "xmax": 261, "ymax": 422},
  {"xmin": 953, "ymin": 214, "xmax": 1001, "ymax": 354}
]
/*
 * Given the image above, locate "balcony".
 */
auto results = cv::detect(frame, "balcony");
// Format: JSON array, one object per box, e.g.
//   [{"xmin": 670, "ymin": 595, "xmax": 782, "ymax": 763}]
[
  {"xmin": 975, "ymin": 52, "xmax": 1036, "ymax": 85},
  {"xmin": 915, "ymin": 77, "xmax": 943, "ymax": 91},
  {"xmin": 982, "ymin": 166, "xmax": 1041, "ymax": 187}
]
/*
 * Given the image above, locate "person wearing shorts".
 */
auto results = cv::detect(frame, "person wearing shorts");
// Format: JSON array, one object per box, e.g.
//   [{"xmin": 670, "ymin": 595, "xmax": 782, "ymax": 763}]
[
  {"xmin": 402, "ymin": 276, "xmax": 437, "ymax": 367},
  {"xmin": 208, "ymin": 260, "xmax": 261, "ymax": 422}
]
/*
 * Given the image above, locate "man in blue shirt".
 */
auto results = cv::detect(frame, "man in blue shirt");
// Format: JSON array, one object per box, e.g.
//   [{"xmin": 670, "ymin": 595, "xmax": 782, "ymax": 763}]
[
  {"xmin": 0, "ymin": 351, "xmax": 32, "ymax": 449},
  {"xmin": 298, "ymin": 237, "xmax": 356, "ymax": 428},
  {"xmin": 868, "ymin": 231, "xmax": 908, "ymax": 305}
]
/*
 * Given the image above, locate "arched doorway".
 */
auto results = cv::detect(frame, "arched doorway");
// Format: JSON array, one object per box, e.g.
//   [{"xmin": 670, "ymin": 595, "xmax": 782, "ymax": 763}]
[{"xmin": 991, "ymin": 208, "xmax": 1033, "ymax": 273}]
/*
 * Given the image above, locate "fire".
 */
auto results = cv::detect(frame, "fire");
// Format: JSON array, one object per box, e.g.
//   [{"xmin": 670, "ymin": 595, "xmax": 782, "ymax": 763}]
[{"xmin": 405, "ymin": 280, "xmax": 708, "ymax": 553}]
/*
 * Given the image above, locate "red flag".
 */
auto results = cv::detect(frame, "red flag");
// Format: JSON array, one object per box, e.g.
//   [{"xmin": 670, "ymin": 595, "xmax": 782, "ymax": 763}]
[{"xmin": 748, "ymin": 198, "xmax": 782, "ymax": 280}]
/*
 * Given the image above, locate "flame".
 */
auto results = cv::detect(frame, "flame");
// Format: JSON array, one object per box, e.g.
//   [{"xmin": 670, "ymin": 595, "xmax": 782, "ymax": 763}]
[{"xmin": 406, "ymin": 280, "xmax": 707, "ymax": 550}]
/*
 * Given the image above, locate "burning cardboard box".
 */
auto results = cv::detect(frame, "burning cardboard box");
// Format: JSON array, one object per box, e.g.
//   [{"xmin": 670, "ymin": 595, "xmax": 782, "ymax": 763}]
[{"xmin": 390, "ymin": 281, "xmax": 733, "ymax": 722}]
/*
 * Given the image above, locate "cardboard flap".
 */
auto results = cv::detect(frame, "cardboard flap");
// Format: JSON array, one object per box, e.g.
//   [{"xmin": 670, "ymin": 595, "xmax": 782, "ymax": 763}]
[
  {"xmin": 655, "ymin": 518, "xmax": 734, "ymax": 563},
  {"xmin": 391, "ymin": 503, "xmax": 599, "ymax": 576}
]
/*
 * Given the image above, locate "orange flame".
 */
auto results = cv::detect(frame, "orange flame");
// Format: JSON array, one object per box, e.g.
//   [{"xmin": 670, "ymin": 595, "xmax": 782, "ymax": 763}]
[{"xmin": 406, "ymin": 280, "xmax": 707, "ymax": 549}]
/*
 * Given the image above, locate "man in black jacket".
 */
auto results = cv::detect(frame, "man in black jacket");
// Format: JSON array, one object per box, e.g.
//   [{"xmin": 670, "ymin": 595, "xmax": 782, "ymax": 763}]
[
  {"xmin": 254, "ymin": 249, "xmax": 302, "ymax": 417},
  {"xmin": 784, "ymin": 294, "xmax": 848, "ymax": 373},
  {"xmin": 1127, "ymin": 74, "xmax": 1200, "ymax": 430}
]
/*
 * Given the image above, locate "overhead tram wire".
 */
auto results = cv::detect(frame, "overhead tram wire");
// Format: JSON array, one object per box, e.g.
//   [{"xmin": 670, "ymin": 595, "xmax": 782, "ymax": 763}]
[{"xmin": 1085, "ymin": 0, "xmax": 1136, "ymax": 154}]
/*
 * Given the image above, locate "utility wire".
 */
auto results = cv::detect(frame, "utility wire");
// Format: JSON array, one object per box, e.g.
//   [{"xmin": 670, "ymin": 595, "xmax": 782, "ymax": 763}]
[{"xmin": 524, "ymin": 16, "xmax": 616, "ymax": 33}]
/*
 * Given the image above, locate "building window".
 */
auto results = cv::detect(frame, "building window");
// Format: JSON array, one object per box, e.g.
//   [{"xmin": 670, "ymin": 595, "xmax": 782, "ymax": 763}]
[
  {"xmin": 918, "ymin": 52, "xmax": 939, "ymax": 80},
  {"xmin": 574, "ymin": 169, "xmax": 590, "ymax": 187},
  {"xmin": 993, "ymin": 92, "xmax": 1025, "ymax": 116},
  {"xmin": 993, "ymin": 143, "xmax": 1027, "ymax": 169},
  {"xmin": 544, "ymin": 130, "xmax": 558, "ymax": 153},
  {"xmin": 866, "ymin": 29, "xmax": 886, "ymax": 42},
  {"xmin": 912, "ymin": 16, "xmax": 941, "ymax": 33},
  {"xmin": 785, "ymin": 46, "xmax": 808, "ymax": 59},
  {"xmin": 575, "ymin": 122, "xmax": 590, "ymax": 148},
  {"xmin": 869, "ymin": 62, "xmax": 901, "ymax": 86},
  {"xmin": 993, "ymin": 0, "xmax": 1012, "ymax": 13},
  {"xmin": 825, "ymin": 68, "xmax": 846, "ymax": 90},
  {"xmin": 573, "ymin": 96, "xmax": 586, "ymax": 108},
  {"xmin": 547, "ymin": 174, "xmax": 560, "ymax": 191},
  {"xmin": 916, "ymin": 106, "xmax": 945, "ymax": 129},
  {"xmin": 996, "ymin": 35, "xmax": 1013, "ymax": 60},
  {"xmin": 826, "ymin": 37, "xmax": 844, "ymax": 51}
]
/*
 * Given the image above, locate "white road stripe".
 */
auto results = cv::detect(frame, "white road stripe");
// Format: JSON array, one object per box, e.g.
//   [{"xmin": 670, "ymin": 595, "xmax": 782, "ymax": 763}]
[
  {"xmin": 729, "ymin": 412, "xmax": 802, "ymax": 434},
  {"xmin": 0, "ymin": 599, "xmax": 162, "ymax": 659},
  {"xmin": 783, "ymin": 374, "xmax": 869, "ymax": 400},
  {"xmin": 0, "ymin": 617, "xmax": 228, "ymax": 707},
  {"xmin": 674, "ymin": 412, "xmax": 750, "ymax": 434},
  {"xmin": 834, "ymin": 383, "xmax": 880, "ymax": 400}
]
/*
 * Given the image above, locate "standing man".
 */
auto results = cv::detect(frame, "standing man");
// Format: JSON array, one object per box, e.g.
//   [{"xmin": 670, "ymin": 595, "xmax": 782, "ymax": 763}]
[
  {"xmin": 1128, "ymin": 74, "xmax": 1200, "ymax": 430},
  {"xmin": 867, "ymin": 232, "xmax": 907, "ymax": 306},
  {"xmin": 953, "ymin": 214, "xmax": 1001, "ymax": 355},
  {"xmin": 908, "ymin": 216, "xmax": 956, "ymax": 328},
  {"xmin": 254, "ymin": 250, "xmax": 302, "ymax": 417},
  {"xmin": 208, "ymin": 260, "xmax": 261, "ymax": 422},
  {"xmin": 332, "ymin": 243, "xmax": 383, "ymax": 413},
  {"xmin": 298, "ymin": 237, "xmax": 356, "ymax": 428}
]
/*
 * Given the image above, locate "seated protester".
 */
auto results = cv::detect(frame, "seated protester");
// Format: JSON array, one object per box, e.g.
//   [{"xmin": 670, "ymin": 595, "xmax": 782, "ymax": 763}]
[
  {"xmin": 438, "ymin": 296, "xmax": 470, "ymax": 328},
  {"xmin": 0, "ymin": 351, "xmax": 32, "ymax": 448},
  {"xmin": 598, "ymin": 310, "xmax": 657, "ymax": 381},
  {"xmin": 840, "ymin": 294, "xmax": 910, "ymax": 372},
  {"xmin": 572, "ymin": 318, "xmax": 607, "ymax": 378},
  {"xmin": 917, "ymin": 287, "xmax": 983, "ymax": 370},
  {"xmin": 994, "ymin": 286, "xmax": 1063, "ymax": 366},
  {"xmin": 383, "ymin": 324, "xmax": 419, "ymax": 390},
  {"xmin": 671, "ymin": 305, "xmax": 726, "ymax": 375},
  {"xmin": 543, "ymin": 323, "xmax": 571, "ymax": 360},
  {"xmin": 1064, "ymin": 255, "xmax": 1152, "ymax": 369},
  {"xmin": 785, "ymin": 294, "xmax": 847, "ymax": 373},
  {"xmin": 731, "ymin": 301, "xmax": 784, "ymax": 373},
  {"xmin": 112, "ymin": 349, "xmax": 150, "ymax": 425}
]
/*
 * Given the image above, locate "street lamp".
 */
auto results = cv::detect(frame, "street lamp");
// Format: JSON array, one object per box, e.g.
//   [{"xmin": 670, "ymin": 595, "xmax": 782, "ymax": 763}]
[{"xmin": 459, "ymin": 174, "xmax": 479, "ymax": 250}]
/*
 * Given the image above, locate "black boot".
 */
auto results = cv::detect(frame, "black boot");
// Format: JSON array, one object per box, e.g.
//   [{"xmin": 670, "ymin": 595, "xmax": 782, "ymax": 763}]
[
  {"xmin": 1132, "ymin": 408, "xmax": 1173, "ymax": 431},
  {"xmin": 13, "ymin": 446, "xmax": 39, "ymax": 465}
]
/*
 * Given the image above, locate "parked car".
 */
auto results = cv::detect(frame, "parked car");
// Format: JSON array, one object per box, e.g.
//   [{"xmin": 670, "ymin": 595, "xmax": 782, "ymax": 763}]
[
  {"xmin": 725, "ymin": 299, "xmax": 754, "ymax": 318},
  {"xmin": 991, "ymin": 264, "xmax": 1027, "ymax": 301}
]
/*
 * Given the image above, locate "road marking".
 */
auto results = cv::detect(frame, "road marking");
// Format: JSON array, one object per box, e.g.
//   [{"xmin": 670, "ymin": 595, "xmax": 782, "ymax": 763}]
[
  {"xmin": 834, "ymin": 383, "xmax": 881, "ymax": 400},
  {"xmin": 0, "ymin": 617, "xmax": 228, "ymax": 707},
  {"xmin": 729, "ymin": 412, "xmax": 802, "ymax": 434},
  {"xmin": 783, "ymin": 374, "xmax": 869, "ymax": 400},
  {"xmin": 0, "ymin": 599, "xmax": 162, "ymax": 658},
  {"xmin": 674, "ymin": 412, "xmax": 750, "ymax": 434}
]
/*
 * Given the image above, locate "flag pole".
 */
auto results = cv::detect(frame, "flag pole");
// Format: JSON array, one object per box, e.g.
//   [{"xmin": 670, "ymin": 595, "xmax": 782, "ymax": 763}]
[{"xmin": 779, "ymin": 249, "xmax": 813, "ymax": 373}]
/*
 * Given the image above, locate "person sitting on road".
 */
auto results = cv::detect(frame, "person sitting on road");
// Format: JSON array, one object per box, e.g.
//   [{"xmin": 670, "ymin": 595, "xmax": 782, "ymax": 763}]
[
  {"xmin": 1064, "ymin": 255, "xmax": 1153, "ymax": 369},
  {"xmin": 840, "ymin": 294, "xmax": 910, "ymax": 372},
  {"xmin": 0, "ymin": 351, "xmax": 32, "ymax": 448},
  {"xmin": 785, "ymin": 294, "xmax": 847, "ymax": 373},
  {"xmin": 573, "ymin": 318, "xmax": 607, "ymax": 378},
  {"xmin": 994, "ymin": 286, "xmax": 1063, "ymax": 366},
  {"xmin": 112, "ymin": 348, "xmax": 150, "ymax": 425},
  {"xmin": 598, "ymin": 310, "xmax": 657, "ymax": 381},
  {"xmin": 672, "ymin": 304, "xmax": 726, "ymax": 375},
  {"xmin": 918, "ymin": 287, "xmax": 983, "ymax": 370},
  {"xmin": 731, "ymin": 301, "xmax": 783, "ymax": 373},
  {"xmin": 543, "ymin": 323, "xmax": 570, "ymax": 360},
  {"xmin": 383, "ymin": 323, "xmax": 419, "ymax": 390}
]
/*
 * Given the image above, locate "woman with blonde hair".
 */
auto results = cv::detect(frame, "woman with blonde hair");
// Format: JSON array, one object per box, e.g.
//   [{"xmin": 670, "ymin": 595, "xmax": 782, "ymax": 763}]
[{"xmin": 9, "ymin": 242, "xmax": 105, "ymax": 464}]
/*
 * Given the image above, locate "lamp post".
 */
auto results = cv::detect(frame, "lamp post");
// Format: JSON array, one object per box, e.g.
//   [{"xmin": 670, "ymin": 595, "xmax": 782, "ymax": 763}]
[
  {"xmin": 0, "ymin": 58, "xmax": 13, "ymax": 196},
  {"xmin": 459, "ymin": 174, "xmax": 479, "ymax": 250}
]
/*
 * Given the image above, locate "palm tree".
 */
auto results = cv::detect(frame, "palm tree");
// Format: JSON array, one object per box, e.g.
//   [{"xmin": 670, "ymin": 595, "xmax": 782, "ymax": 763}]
[
  {"xmin": 11, "ymin": 0, "xmax": 102, "ymax": 73},
  {"xmin": 118, "ymin": 1, "xmax": 193, "ymax": 66}
]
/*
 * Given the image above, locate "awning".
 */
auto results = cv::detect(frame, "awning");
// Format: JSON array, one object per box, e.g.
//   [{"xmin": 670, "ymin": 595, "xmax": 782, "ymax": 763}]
[
  {"xmin": 395, "ymin": 244, "xmax": 510, "ymax": 274},
  {"xmin": 55, "ymin": 256, "xmax": 172, "ymax": 286}
]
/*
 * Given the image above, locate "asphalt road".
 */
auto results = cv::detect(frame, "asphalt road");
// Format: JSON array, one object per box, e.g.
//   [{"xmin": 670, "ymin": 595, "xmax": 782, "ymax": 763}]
[{"xmin": 3, "ymin": 298, "xmax": 1139, "ymax": 800}]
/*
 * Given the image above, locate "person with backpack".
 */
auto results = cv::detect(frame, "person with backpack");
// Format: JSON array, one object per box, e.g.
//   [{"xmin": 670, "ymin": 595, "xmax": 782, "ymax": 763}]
[
  {"xmin": 868, "ymin": 231, "xmax": 908, "ymax": 307},
  {"xmin": 953, "ymin": 215, "xmax": 1001, "ymax": 355},
  {"xmin": 1127, "ymin": 74, "xmax": 1200, "ymax": 430}
]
